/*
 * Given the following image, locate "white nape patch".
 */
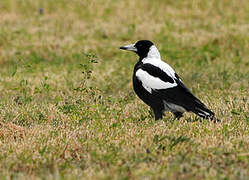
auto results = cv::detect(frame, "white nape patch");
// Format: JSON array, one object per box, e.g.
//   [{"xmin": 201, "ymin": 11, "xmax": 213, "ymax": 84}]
[
  {"xmin": 142, "ymin": 46, "xmax": 176, "ymax": 79},
  {"xmin": 163, "ymin": 101, "xmax": 186, "ymax": 113},
  {"xmin": 136, "ymin": 69, "xmax": 177, "ymax": 94},
  {"xmin": 147, "ymin": 45, "xmax": 161, "ymax": 59}
]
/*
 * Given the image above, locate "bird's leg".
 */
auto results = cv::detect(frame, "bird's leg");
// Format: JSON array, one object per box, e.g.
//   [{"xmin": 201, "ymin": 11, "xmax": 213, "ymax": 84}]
[
  {"xmin": 173, "ymin": 112, "xmax": 183, "ymax": 120},
  {"xmin": 152, "ymin": 108, "xmax": 163, "ymax": 120},
  {"xmin": 148, "ymin": 107, "xmax": 154, "ymax": 118}
]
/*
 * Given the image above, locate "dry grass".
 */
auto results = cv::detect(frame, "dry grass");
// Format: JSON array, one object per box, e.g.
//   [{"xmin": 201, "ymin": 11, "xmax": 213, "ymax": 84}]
[{"xmin": 0, "ymin": 0, "xmax": 248, "ymax": 179}]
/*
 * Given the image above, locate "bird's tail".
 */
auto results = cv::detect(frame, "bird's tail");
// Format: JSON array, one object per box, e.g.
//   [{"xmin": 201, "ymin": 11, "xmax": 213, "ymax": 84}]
[{"xmin": 191, "ymin": 99, "xmax": 220, "ymax": 122}]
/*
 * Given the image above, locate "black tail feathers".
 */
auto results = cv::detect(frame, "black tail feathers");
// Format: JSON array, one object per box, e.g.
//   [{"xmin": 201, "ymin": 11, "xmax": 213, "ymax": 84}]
[{"xmin": 193, "ymin": 101, "xmax": 220, "ymax": 122}]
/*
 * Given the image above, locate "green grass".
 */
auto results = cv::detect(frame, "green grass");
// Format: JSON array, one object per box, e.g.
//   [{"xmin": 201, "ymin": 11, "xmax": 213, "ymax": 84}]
[{"xmin": 0, "ymin": 0, "xmax": 248, "ymax": 179}]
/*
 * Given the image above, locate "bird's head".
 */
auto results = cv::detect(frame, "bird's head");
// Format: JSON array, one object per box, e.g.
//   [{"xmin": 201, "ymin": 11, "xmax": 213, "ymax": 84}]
[{"xmin": 120, "ymin": 40, "xmax": 160, "ymax": 60}]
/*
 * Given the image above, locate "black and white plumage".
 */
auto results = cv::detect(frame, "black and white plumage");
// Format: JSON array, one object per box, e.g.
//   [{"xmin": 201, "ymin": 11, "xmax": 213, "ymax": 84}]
[{"xmin": 120, "ymin": 40, "xmax": 218, "ymax": 121}]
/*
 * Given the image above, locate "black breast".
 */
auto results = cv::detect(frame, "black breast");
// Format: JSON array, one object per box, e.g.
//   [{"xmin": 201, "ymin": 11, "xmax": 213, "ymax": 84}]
[{"xmin": 132, "ymin": 62, "xmax": 164, "ymax": 110}]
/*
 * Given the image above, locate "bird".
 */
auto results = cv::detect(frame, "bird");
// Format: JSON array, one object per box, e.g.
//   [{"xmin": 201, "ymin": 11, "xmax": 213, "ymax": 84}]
[{"xmin": 120, "ymin": 40, "xmax": 219, "ymax": 121}]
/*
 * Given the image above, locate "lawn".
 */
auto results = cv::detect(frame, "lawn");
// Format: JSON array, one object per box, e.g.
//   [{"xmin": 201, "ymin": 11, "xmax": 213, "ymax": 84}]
[{"xmin": 0, "ymin": 0, "xmax": 248, "ymax": 179}]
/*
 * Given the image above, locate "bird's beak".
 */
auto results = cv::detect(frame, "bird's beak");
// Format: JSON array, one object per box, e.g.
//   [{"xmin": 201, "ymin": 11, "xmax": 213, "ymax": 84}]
[{"xmin": 120, "ymin": 44, "xmax": 137, "ymax": 52}]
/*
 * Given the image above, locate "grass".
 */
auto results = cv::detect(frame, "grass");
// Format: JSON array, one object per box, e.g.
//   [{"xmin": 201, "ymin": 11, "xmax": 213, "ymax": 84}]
[{"xmin": 0, "ymin": 0, "xmax": 248, "ymax": 179}]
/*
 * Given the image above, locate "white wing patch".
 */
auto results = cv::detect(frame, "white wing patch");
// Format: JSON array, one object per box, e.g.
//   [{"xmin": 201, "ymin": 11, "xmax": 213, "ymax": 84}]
[
  {"xmin": 136, "ymin": 69, "xmax": 177, "ymax": 94},
  {"xmin": 142, "ymin": 58, "xmax": 176, "ymax": 79}
]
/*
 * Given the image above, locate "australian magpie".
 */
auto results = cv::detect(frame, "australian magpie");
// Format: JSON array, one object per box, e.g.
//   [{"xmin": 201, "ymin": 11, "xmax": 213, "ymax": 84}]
[{"xmin": 120, "ymin": 40, "xmax": 219, "ymax": 121}]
